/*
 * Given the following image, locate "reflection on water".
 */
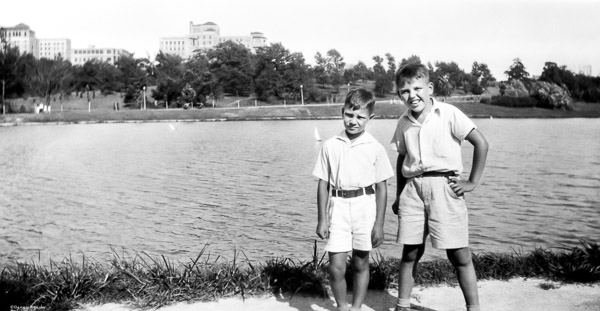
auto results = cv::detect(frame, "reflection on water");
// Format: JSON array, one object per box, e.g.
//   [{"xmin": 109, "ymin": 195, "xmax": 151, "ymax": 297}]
[{"xmin": 0, "ymin": 118, "xmax": 599, "ymax": 265}]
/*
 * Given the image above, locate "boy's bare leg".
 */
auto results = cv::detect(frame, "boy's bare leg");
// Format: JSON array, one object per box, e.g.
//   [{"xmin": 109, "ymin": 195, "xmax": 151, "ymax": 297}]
[
  {"xmin": 447, "ymin": 247, "xmax": 480, "ymax": 308},
  {"xmin": 350, "ymin": 250, "xmax": 370, "ymax": 310},
  {"xmin": 329, "ymin": 252, "xmax": 350, "ymax": 311},
  {"xmin": 397, "ymin": 244, "xmax": 425, "ymax": 309}
]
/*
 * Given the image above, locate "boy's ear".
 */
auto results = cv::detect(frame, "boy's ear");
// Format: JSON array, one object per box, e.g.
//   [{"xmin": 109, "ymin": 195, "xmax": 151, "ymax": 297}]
[{"xmin": 428, "ymin": 82, "xmax": 434, "ymax": 95}]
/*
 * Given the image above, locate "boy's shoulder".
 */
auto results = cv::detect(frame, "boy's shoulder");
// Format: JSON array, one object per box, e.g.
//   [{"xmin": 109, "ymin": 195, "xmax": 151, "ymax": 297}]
[{"xmin": 433, "ymin": 99, "xmax": 469, "ymax": 116}]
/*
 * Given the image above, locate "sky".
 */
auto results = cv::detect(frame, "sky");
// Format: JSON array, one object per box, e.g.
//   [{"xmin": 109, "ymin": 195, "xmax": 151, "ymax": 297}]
[{"xmin": 2, "ymin": 0, "xmax": 599, "ymax": 80}]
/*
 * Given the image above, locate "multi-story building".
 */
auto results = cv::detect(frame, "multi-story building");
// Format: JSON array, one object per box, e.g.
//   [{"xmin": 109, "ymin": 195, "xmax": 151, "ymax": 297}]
[
  {"xmin": 71, "ymin": 46, "xmax": 132, "ymax": 66},
  {"xmin": 159, "ymin": 21, "xmax": 267, "ymax": 60},
  {"xmin": 0, "ymin": 23, "xmax": 39, "ymax": 58},
  {"xmin": 38, "ymin": 38, "xmax": 71, "ymax": 60}
]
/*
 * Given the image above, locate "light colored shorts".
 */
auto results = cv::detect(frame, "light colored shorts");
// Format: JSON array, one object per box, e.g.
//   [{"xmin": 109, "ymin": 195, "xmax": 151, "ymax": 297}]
[
  {"xmin": 326, "ymin": 194, "xmax": 376, "ymax": 253},
  {"xmin": 397, "ymin": 176, "xmax": 468, "ymax": 249}
]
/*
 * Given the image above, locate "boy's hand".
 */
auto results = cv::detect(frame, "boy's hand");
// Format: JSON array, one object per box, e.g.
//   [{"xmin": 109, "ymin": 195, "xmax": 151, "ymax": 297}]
[
  {"xmin": 448, "ymin": 178, "xmax": 476, "ymax": 196},
  {"xmin": 316, "ymin": 221, "xmax": 328, "ymax": 240},
  {"xmin": 391, "ymin": 198, "xmax": 399, "ymax": 215},
  {"xmin": 371, "ymin": 225, "xmax": 384, "ymax": 248}
]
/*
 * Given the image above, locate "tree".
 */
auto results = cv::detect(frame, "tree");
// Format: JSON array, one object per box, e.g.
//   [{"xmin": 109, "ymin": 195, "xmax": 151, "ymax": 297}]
[
  {"xmin": 313, "ymin": 49, "xmax": 346, "ymax": 91},
  {"xmin": 0, "ymin": 32, "xmax": 23, "ymax": 114},
  {"xmin": 182, "ymin": 53, "xmax": 217, "ymax": 105},
  {"xmin": 254, "ymin": 43, "xmax": 311, "ymax": 101},
  {"xmin": 115, "ymin": 55, "xmax": 148, "ymax": 104},
  {"xmin": 326, "ymin": 49, "xmax": 345, "ymax": 91},
  {"xmin": 505, "ymin": 58, "xmax": 529, "ymax": 81},
  {"xmin": 28, "ymin": 57, "xmax": 72, "ymax": 112},
  {"xmin": 400, "ymin": 55, "xmax": 422, "ymax": 67},
  {"xmin": 152, "ymin": 52, "xmax": 185, "ymax": 106},
  {"xmin": 372, "ymin": 55, "xmax": 388, "ymax": 96},
  {"xmin": 469, "ymin": 62, "xmax": 496, "ymax": 95},
  {"xmin": 313, "ymin": 52, "xmax": 329, "ymax": 87},
  {"xmin": 433, "ymin": 61, "xmax": 467, "ymax": 96},
  {"xmin": 206, "ymin": 41, "xmax": 254, "ymax": 97}
]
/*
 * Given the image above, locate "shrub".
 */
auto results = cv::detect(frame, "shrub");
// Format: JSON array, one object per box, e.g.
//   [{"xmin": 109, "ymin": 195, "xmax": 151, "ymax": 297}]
[
  {"xmin": 490, "ymin": 95, "xmax": 538, "ymax": 108},
  {"xmin": 479, "ymin": 96, "xmax": 491, "ymax": 104}
]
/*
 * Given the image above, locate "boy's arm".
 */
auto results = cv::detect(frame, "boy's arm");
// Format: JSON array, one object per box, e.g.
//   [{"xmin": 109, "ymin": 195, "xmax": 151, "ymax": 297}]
[
  {"xmin": 450, "ymin": 128, "xmax": 489, "ymax": 196},
  {"xmin": 371, "ymin": 180, "xmax": 387, "ymax": 248},
  {"xmin": 316, "ymin": 179, "xmax": 329, "ymax": 240},
  {"xmin": 391, "ymin": 154, "xmax": 407, "ymax": 215}
]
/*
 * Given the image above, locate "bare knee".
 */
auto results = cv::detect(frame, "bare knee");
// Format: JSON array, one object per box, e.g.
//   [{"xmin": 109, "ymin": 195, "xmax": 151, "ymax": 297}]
[
  {"xmin": 329, "ymin": 261, "xmax": 347, "ymax": 281},
  {"xmin": 351, "ymin": 250, "xmax": 370, "ymax": 273},
  {"xmin": 447, "ymin": 247, "xmax": 473, "ymax": 267},
  {"xmin": 401, "ymin": 244, "xmax": 425, "ymax": 263}
]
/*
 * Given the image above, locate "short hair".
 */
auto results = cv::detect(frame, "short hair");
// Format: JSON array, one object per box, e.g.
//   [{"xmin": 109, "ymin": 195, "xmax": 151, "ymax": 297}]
[
  {"xmin": 344, "ymin": 88, "xmax": 375, "ymax": 114},
  {"xmin": 395, "ymin": 62, "xmax": 430, "ymax": 88}
]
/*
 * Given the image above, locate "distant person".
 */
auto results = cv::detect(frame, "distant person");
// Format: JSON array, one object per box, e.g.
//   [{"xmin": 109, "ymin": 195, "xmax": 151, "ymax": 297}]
[
  {"xmin": 313, "ymin": 89, "xmax": 394, "ymax": 311},
  {"xmin": 390, "ymin": 63, "xmax": 489, "ymax": 311}
]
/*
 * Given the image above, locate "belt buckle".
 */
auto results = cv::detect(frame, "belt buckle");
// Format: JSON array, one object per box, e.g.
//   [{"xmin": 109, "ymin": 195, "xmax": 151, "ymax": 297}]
[{"xmin": 342, "ymin": 190, "xmax": 348, "ymax": 198}]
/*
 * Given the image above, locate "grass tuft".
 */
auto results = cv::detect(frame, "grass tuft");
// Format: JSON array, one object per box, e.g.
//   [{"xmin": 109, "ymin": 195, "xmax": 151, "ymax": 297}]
[{"xmin": 1, "ymin": 240, "xmax": 598, "ymax": 310}]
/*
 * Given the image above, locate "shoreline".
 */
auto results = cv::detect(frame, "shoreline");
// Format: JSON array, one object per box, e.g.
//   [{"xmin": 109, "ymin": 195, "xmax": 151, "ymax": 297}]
[{"xmin": 1, "ymin": 101, "xmax": 599, "ymax": 126}]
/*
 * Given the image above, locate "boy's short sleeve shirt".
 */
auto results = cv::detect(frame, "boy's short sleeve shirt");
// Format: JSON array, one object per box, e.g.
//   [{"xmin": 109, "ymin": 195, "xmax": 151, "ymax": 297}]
[
  {"xmin": 390, "ymin": 99, "xmax": 475, "ymax": 178},
  {"xmin": 312, "ymin": 131, "xmax": 394, "ymax": 189}
]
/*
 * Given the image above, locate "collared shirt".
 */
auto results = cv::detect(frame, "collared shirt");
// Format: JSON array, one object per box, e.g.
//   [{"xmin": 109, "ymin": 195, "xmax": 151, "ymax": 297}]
[
  {"xmin": 390, "ymin": 99, "xmax": 475, "ymax": 178},
  {"xmin": 312, "ymin": 130, "xmax": 394, "ymax": 189}
]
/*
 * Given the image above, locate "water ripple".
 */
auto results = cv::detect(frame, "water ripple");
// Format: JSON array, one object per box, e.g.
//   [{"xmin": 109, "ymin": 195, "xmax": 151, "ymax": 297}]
[{"xmin": 1, "ymin": 120, "xmax": 599, "ymax": 265}]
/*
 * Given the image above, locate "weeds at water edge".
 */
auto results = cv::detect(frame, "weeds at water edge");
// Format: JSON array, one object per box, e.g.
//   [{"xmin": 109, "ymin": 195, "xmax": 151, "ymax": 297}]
[{"xmin": 1, "ymin": 239, "xmax": 598, "ymax": 310}]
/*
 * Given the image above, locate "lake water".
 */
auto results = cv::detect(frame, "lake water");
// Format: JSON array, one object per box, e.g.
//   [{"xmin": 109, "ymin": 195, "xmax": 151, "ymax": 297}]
[{"xmin": 0, "ymin": 118, "xmax": 599, "ymax": 266}]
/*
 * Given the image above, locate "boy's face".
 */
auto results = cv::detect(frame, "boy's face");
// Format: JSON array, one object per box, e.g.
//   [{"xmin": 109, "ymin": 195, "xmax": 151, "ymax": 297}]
[
  {"xmin": 342, "ymin": 107, "xmax": 373, "ymax": 139},
  {"xmin": 397, "ymin": 77, "xmax": 433, "ymax": 114}
]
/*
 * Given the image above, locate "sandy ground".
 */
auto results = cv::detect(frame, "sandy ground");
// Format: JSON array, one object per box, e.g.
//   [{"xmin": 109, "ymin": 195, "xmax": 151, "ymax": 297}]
[{"xmin": 79, "ymin": 278, "xmax": 600, "ymax": 311}]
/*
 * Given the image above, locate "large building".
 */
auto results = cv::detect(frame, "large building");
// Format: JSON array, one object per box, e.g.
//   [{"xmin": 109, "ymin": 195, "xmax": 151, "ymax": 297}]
[
  {"xmin": 1, "ymin": 23, "xmax": 130, "ymax": 66},
  {"xmin": 0, "ymin": 23, "xmax": 39, "ymax": 58},
  {"xmin": 159, "ymin": 21, "xmax": 267, "ymax": 59},
  {"xmin": 38, "ymin": 38, "xmax": 71, "ymax": 60},
  {"xmin": 71, "ymin": 46, "xmax": 132, "ymax": 66}
]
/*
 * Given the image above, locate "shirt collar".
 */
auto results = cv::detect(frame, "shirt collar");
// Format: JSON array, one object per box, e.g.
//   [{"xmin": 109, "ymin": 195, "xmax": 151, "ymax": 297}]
[
  {"xmin": 402, "ymin": 98, "xmax": 441, "ymax": 124},
  {"xmin": 335, "ymin": 130, "xmax": 376, "ymax": 146}
]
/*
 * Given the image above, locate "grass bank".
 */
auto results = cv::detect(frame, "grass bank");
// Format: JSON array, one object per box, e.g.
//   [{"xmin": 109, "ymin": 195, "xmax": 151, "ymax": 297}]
[
  {"xmin": 1, "ymin": 100, "xmax": 600, "ymax": 126},
  {"xmin": 1, "ymin": 89, "xmax": 600, "ymax": 125},
  {"xmin": 1, "ymin": 240, "xmax": 598, "ymax": 310}
]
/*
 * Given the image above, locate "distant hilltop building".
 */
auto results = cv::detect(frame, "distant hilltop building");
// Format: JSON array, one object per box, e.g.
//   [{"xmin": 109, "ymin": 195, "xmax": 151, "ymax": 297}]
[
  {"xmin": 159, "ymin": 21, "xmax": 267, "ymax": 59},
  {"xmin": 39, "ymin": 38, "xmax": 71, "ymax": 60},
  {"xmin": 0, "ymin": 23, "xmax": 39, "ymax": 58},
  {"xmin": 578, "ymin": 65, "xmax": 592, "ymax": 76},
  {"xmin": 71, "ymin": 46, "xmax": 132, "ymax": 66},
  {"xmin": 0, "ymin": 23, "xmax": 130, "ymax": 65}
]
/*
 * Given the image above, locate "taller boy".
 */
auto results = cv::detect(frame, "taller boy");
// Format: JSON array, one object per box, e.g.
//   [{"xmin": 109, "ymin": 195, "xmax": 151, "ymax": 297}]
[{"xmin": 390, "ymin": 63, "xmax": 489, "ymax": 311}]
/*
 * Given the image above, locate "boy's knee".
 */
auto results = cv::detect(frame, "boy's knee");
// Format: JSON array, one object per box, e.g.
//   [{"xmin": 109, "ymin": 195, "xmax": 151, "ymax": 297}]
[
  {"xmin": 401, "ymin": 244, "xmax": 424, "ymax": 262},
  {"xmin": 351, "ymin": 250, "xmax": 370, "ymax": 271},
  {"xmin": 328, "ymin": 262, "xmax": 347, "ymax": 280},
  {"xmin": 446, "ymin": 248, "xmax": 473, "ymax": 267}
]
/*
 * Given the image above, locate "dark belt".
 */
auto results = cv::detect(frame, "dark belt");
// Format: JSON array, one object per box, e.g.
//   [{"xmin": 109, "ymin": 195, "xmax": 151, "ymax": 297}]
[
  {"xmin": 331, "ymin": 185, "xmax": 375, "ymax": 198},
  {"xmin": 418, "ymin": 171, "xmax": 456, "ymax": 178}
]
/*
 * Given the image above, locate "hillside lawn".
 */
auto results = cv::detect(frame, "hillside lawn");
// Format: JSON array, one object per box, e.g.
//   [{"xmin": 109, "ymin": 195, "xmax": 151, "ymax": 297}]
[{"xmin": 1, "ymin": 90, "xmax": 600, "ymax": 125}]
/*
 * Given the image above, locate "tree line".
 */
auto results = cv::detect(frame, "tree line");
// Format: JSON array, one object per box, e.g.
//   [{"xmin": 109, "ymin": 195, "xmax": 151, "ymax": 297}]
[{"xmin": 2, "ymin": 32, "xmax": 599, "ymax": 113}]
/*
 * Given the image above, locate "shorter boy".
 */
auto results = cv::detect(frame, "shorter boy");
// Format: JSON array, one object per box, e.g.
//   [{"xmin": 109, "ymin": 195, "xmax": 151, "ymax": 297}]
[
  {"xmin": 313, "ymin": 89, "xmax": 394, "ymax": 311},
  {"xmin": 390, "ymin": 63, "xmax": 489, "ymax": 311}
]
